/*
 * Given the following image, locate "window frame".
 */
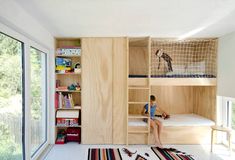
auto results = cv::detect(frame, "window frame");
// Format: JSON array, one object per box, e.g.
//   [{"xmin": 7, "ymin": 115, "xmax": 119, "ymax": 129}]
[
  {"xmin": 0, "ymin": 22, "xmax": 50, "ymax": 160},
  {"xmin": 29, "ymin": 47, "xmax": 48, "ymax": 158},
  {"xmin": 222, "ymin": 96, "xmax": 235, "ymax": 145}
]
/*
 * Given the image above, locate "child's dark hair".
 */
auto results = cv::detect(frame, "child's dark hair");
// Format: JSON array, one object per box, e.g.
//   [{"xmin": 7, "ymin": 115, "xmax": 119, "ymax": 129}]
[{"xmin": 150, "ymin": 95, "xmax": 156, "ymax": 101}]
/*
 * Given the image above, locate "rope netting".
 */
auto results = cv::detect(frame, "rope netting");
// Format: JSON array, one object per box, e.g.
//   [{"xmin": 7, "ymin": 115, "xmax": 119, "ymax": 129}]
[{"xmin": 151, "ymin": 39, "xmax": 217, "ymax": 78}]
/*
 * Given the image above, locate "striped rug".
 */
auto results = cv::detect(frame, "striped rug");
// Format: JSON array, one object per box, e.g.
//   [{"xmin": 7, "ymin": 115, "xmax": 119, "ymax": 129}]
[
  {"xmin": 88, "ymin": 148, "xmax": 122, "ymax": 160},
  {"xmin": 151, "ymin": 147, "xmax": 195, "ymax": 160}
]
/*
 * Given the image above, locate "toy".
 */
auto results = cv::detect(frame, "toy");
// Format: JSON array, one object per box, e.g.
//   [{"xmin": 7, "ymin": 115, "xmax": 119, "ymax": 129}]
[
  {"xmin": 122, "ymin": 148, "xmax": 137, "ymax": 157},
  {"xmin": 155, "ymin": 49, "xmax": 173, "ymax": 72},
  {"xmin": 67, "ymin": 83, "xmax": 81, "ymax": 91},
  {"xmin": 74, "ymin": 62, "xmax": 81, "ymax": 73},
  {"xmin": 55, "ymin": 129, "xmax": 66, "ymax": 144}
]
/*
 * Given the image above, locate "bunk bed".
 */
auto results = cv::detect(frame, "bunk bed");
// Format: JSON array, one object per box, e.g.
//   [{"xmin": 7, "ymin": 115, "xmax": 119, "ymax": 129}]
[{"xmin": 127, "ymin": 38, "xmax": 217, "ymax": 145}]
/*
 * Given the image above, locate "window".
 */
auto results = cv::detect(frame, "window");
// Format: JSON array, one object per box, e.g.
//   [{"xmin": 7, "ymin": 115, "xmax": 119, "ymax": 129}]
[
  {"xmin": 0, "ymin": 32, "xmax": 24, "ymax": 160},
  {"xmin": 0, "ymin": 23, "xmax": 50, "ymax": 159},
  {"xmin": 223, "ymin": 98, "xmax": 235, "ymax": 147},
  {"xmin": 30, "ymin": 47, "xmax": 47, "ymax": 156}
]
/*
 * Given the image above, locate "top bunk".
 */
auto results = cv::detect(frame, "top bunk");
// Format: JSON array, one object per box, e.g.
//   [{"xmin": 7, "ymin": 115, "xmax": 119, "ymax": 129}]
[{"xmin": 128, "ymin": 38, "xmax": 217, "ymax": 86}]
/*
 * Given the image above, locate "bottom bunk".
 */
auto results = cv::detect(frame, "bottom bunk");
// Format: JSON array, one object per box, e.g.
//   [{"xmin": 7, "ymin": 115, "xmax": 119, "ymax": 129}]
[{"xmin": 128, "ymin": 114, "xmax": 215, "ymax": 144}]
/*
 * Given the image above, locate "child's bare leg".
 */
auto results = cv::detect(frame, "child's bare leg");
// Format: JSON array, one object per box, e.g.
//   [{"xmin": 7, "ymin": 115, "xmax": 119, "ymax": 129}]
[
  {"xmin": 156, "ymin": 120, "xmax": 163, "ymax": 138},
  {"xmin": 150, "ymin": 120, "xmax": 162, "ymax": 147}
]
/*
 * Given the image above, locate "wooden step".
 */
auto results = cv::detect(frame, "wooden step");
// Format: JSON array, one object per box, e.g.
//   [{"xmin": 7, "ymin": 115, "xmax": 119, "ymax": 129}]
[
  {"xmin": 128, "ymin": 102, "xmax": 148, "ymax": 105},
  {"xmin": 128, "ymin": 114, "xmax": 149, "ymax": 119},
  {"xmin": 128, "ymin": 86, "xmax": 149, "ymax": 90}
]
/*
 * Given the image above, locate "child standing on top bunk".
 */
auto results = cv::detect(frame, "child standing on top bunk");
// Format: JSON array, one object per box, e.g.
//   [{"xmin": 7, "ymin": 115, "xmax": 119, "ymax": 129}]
[{"xmin": 142, "ymin": 95, "xmax": 169, "ymax": 147}]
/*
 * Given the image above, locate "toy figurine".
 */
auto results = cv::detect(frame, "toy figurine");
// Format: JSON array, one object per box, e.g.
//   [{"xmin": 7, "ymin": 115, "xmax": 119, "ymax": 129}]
[{"xmin": 155, "ymin": 49, "xmax": 173, "ymax": 72}]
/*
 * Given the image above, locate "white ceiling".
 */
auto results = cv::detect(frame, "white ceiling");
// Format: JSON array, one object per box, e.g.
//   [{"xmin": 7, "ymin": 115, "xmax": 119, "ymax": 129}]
[{"xmin": 14, "ymin": 0, "xmax": 235, "ymax": 38}]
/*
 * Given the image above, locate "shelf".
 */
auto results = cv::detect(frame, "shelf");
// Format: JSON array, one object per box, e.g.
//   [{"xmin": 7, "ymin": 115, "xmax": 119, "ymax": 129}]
[
  {"xmin": 128, "ymin": 102, "xmax": 148, "ymax": 105},
  {"xmin": 128, "ymin": 78, "xmax": 217, "ymax": 86},
  {"xmin": 128, "ymin": 114, "xmax": 149, "ymax": 119},
  {"xmin": 56, "ymin": 125, "xmax": 81, "ymax": 128},
  {"xmin": 56, "ymin": 89, "xmax": 81, "ymax": 93},
  {"xmin": 56, "ymin": 107, "xmax": 81, "ymax": 110},
  {"xmin": 56, "ymin": 72, "xmax": 81, "ymax": 75},
  {"xmin": 55, "ymin": 54, "xmax": 81, "ymax": 58}
]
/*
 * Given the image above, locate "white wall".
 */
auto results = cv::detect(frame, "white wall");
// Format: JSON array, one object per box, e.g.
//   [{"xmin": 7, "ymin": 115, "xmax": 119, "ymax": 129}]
[
  {"xmin": 0, "ymin": 0, "xmax": 55, "ymax": 146},
  {"xmin": 0, "ymin": 0, "xmax": 54, "ymax": 48},
  {"xmin": 218, "ymin": 31, "xmax": 235, "ymax": 98}
]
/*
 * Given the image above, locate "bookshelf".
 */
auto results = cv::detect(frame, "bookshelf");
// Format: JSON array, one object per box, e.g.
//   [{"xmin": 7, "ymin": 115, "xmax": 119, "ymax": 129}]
[{"xmin": 55, "ymin": 38, "xmax": 82, "ymax": 144}]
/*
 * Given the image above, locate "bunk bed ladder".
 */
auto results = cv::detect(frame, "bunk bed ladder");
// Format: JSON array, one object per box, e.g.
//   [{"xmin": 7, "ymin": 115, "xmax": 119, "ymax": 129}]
[{"xmin": 126, "ymin": 37, "xmax": 151, "ymax": 145}]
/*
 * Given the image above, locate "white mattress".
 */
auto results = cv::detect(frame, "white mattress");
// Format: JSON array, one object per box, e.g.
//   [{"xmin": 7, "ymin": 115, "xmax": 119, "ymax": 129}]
[
  {"xmin": 154, "ymin": 114, "xmax": 215, "ymax": 127},
  {"xmin": 128, "ymin": 119, "xmax": 147, "ymax": 127},
  {"xmin": 128, "ymin": 114, "xmax": 215, "ymax": 127}
]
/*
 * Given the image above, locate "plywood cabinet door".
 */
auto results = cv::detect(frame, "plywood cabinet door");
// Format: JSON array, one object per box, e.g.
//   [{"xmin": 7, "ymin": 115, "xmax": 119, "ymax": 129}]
[
  {"xmin": 82, "ymin": 38, "xmax": 113, "ymax": 144},
  {"xmin": 112, "ymin": 38, "xmax": 128, "ymax": 144}
]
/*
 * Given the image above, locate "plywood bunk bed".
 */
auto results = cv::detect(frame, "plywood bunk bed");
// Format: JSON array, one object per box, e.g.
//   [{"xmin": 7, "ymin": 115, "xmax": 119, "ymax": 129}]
[{"xmin": 127, "ymin": 38, "xmax": 217, "ymax": 145}]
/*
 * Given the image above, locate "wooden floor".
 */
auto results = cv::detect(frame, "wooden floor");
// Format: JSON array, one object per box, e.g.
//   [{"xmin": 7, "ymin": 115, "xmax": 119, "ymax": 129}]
[{"xmin": 43, "ymin": 143, "xmax": 234, "ymax": 160}]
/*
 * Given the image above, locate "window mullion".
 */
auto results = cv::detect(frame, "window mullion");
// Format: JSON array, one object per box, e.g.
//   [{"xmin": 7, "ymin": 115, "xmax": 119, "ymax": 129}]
[{"xmin": 24, "ymin": 43, "xmax": 32, "ymax": 160}]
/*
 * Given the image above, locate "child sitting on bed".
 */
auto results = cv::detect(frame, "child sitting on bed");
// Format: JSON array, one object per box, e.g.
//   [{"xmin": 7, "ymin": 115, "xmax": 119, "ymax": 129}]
[{"xmin": 142, "ymin": 95, "xmax": 169, "ymax": 147}]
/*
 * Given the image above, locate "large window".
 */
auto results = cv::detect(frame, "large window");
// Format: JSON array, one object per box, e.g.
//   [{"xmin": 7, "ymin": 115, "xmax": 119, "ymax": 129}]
[
  {"xmin": 0, "ymin": 24, "xmax": 49, "ymax": 159},
  {"xmin": 30, "ymin": 47, "xmax": 47, "ymax": 156},
  {"xmin": 0, "ymin": 32, "xmax": 24, "ymax": 160}
]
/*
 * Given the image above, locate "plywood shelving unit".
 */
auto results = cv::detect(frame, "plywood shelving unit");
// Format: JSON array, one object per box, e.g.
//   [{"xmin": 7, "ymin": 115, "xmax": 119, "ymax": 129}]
[{"xmin": 55, "ymin": 38, "xmax": 82, "ymax": 143}]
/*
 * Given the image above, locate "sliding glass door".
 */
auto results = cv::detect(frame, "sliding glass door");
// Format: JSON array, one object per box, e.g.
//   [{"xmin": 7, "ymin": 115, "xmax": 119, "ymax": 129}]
[
  {"xmin": 0, "ymin": 24, "xmax": 49, "ymax": 159},
  {"xmin": 0, "ymin": 32, "xmax": 24, "ymax": 160},
  {"xmin": 30, "ymin": 47, "xmax": 47, "ymax": 156}
]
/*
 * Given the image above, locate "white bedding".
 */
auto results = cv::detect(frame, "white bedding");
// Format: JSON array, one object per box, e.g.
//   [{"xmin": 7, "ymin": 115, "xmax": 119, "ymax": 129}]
[
  {"xmin": 154, "ymin": 114, "xmax": 215, "ymax": 127},
  {"xmin": 128, "ymin": 114, "xmax": 215, "ymax": 127},
  {"xmin": 128, "ymin": 119, "xmax": 147, "ymax": 127}
]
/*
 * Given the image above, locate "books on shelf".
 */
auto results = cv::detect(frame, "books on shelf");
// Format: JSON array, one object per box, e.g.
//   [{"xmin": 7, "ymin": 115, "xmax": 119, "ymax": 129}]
[
  {"xmin": 56, "ymin": 47, "xmax": 81, "ymax": 56},
  {"xmin": 55, "ymin": 92, "xmax": 77, "ymax": 109}
]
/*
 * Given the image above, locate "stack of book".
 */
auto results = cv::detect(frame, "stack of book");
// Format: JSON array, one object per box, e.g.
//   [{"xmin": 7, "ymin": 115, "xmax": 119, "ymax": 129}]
[
  {"xmin": 56, "ymin": 47, "xmax": 81, "ymax": 56},
  {"xmin": 55, "ymin": 93, "xmax": 74, "ymax": 109}
]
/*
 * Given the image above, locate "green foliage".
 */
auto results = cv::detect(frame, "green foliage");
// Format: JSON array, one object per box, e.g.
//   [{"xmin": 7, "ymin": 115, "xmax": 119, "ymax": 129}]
[
  {"xmin": 0, "ymin": 33, "xmax": 44, "ymax": 159},
  {"xmin": 0, "ymin": 34, "xmax": 22, "ymax": 99},
  {"xmin": 0, "ymin": 122, "xmax": 22, "ymax": 160},
  {"xmin": 30, "ymin": 48, "xmax": 42, "ymax": 120}
]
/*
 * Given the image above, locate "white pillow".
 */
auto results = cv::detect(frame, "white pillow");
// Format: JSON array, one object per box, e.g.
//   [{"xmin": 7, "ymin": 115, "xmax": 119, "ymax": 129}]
[{"xmin": 186, "ymin": 61, "xmax": 206, "ymax": 74}]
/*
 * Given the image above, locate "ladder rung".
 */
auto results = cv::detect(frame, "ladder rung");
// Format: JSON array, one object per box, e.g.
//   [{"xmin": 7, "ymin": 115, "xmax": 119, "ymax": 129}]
[
  {"xmin": 128, "ymin": 102, "xmax": 148, "ymax": 104},
  {"xmin": 128, "ymin": 87, "xmax": 149, "ymax": 90}
]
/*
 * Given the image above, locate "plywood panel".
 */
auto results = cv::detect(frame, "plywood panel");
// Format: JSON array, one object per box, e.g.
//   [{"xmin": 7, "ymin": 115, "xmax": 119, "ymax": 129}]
[
  {"xmin": 56, "ymin": 74, "xmax": 81, "ymax": 87},
  {"xmin": 150, "ymin": 78, "xmax": 217, "ymax": 86},
  {"xmin": 56, "ymin": 38, "xmax": 81, "ymax": 48},
  {"xmin": 151, "ymin": 86, "xmax": 194, "ymax": 114},
  {"xmin": 112, "ymin": 38, "xmax": 127, "ymax": 144},
  {"xmin": 129, "ymin": 47, "xmax": 148, "ymax": 76},
  {"xmin": 82, "ymin": 38, "xmax": 113, "ymax": 144},
  {"xmin": 128, "ymin": 78, "xmax": 148, "ymax": 86},
  {"xmin": 128, "ymin": 126, "xmax": 212, "ymax": 144},
  {"xmin": 128, "ymin": 134, "xmax": 148, "ymax": 144},
  {"xmin": 160, "ymin": 126, "xmax": 212, "ymax": 144},
  {"xmin": 193, "ymin": 86, "xmax": 216, "ymax": 121},
  {"xmin": 129, "ymin": 89, "xmax": 149, "ymax": 102}
]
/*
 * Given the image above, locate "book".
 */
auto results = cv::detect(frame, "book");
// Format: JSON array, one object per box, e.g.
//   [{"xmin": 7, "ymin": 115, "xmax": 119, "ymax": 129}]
[
  {"xmin": 59, "ymin": 92, "xmax": 63, "ymax": 108},
  {"xmin": 55, "ymin": 93, "xmax": 59, "ymax": 109},
  {"xmin": 56, "ymin": 47, "xmax": 81, "ymax": 56},
  {"xmin": 69, "ymin": 94, "xmax": 74, "ymax": 108}
]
